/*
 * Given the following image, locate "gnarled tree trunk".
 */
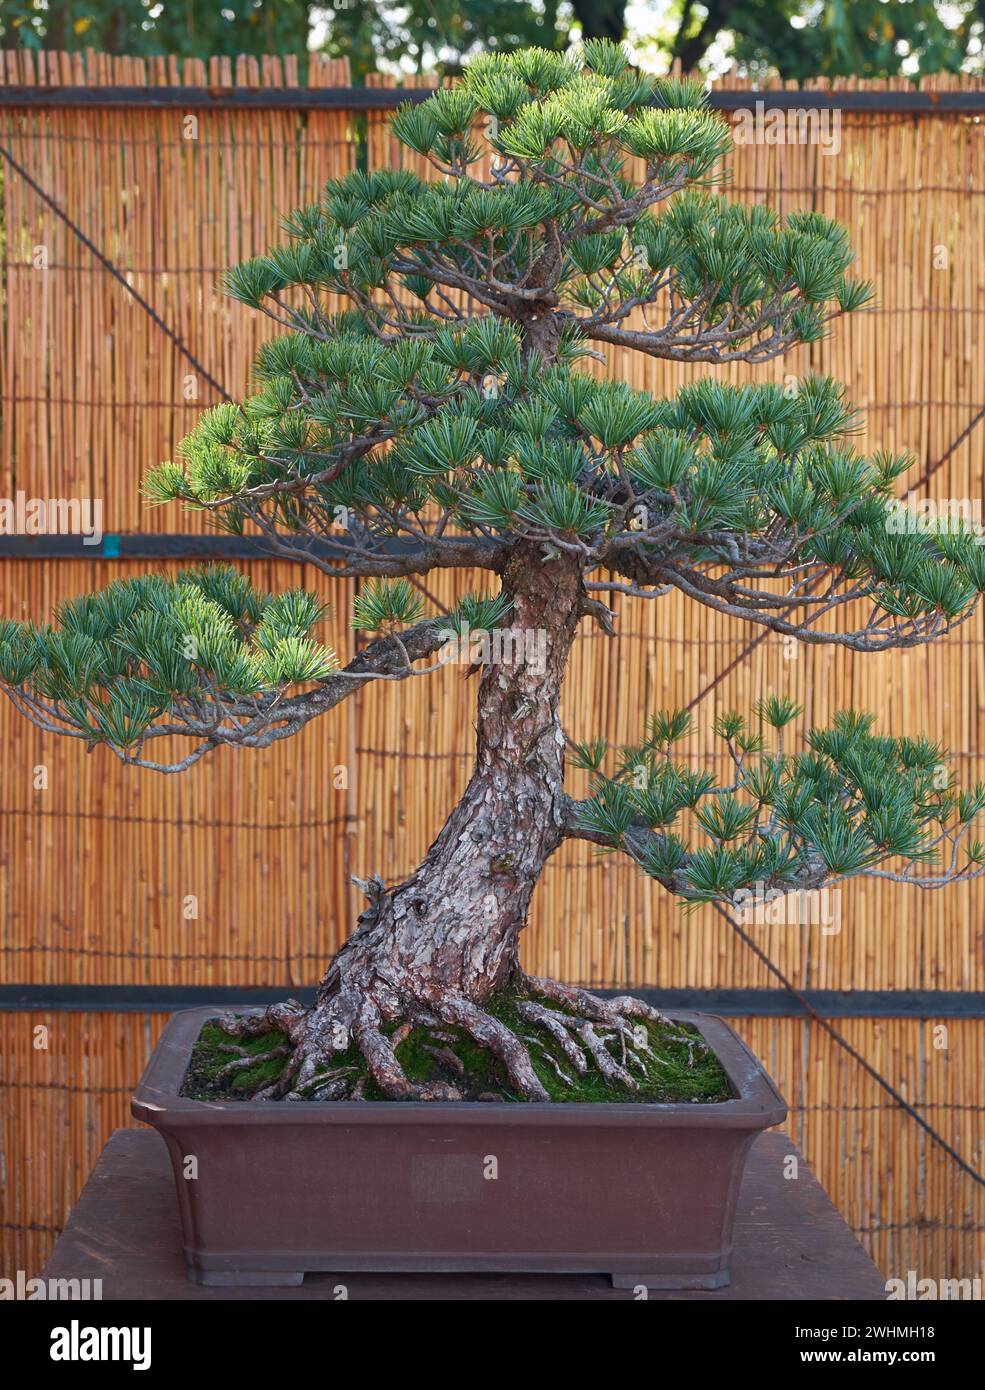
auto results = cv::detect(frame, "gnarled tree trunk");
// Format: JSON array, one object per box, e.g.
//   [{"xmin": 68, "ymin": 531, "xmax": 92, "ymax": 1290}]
[
  {"xmin": 222, "ymin": 543, "xmax": 680, "ymax": 1099},
  {"xmin": 286, "ymin": 543, "xmax": 586, "ymax": 1096},
  {"xmin": 222, "ymin": 546, "xmax": 591, "ymax": 1092},
  {"xmin": 324, "ymin": 541, "xmax": 584, "ymax": 1008}
]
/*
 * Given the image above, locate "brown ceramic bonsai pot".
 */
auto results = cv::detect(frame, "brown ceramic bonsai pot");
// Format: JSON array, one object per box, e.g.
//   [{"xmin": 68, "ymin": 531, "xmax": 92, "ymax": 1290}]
[{"xmin": 132, "ymin": 1005, "xmax": 786, "ymax": 1289}]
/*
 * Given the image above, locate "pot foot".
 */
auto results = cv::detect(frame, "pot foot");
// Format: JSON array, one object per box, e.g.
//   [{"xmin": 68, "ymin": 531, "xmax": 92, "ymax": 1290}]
[
  {"xmin": 610, "ymin": 1270, "xmax": 730, "ymax": 1291},
  {"xmin": 188, "ymin": 1268, "xmax": 305, "ymax": 1287}
]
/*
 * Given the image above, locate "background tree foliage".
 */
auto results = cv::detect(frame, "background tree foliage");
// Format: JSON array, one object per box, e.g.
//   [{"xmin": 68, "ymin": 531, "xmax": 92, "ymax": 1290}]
[
  {"xmin": 2, "ymin": 2, "xmax": 981, "ymax": 81},
  {"xmin": 0, "ymin": 0, "xmax": 312, "ymax": 58}
]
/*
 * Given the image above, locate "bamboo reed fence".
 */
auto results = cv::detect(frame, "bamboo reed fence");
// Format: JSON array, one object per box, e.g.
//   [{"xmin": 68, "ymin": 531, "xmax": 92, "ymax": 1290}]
[{"xmin": 1, "ymin": 51, "xmax": 983, "ymax": 1290}]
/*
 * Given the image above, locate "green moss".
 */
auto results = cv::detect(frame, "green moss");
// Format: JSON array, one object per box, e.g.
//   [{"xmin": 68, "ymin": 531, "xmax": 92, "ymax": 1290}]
[
  {"xmin": 180, "ymin": 993, "xmax": 731, "ymax": 1104},
  {"xmin": 181, "ymin": 1022, "xmax": 293, "ymax": 1099}
]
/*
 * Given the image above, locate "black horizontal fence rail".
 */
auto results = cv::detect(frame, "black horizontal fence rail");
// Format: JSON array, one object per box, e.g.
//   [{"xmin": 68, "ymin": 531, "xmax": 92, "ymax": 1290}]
[
  {"xmin": 0, "ymin": 534, "xmax": 428, "ymax": 561},
  {"xmin": 1, "ymin": 85, "xmax": 984, "ymax": 113},
  {"xmin": 2, "ymin": 984, "xmax": 984, "ymax": 1017}
]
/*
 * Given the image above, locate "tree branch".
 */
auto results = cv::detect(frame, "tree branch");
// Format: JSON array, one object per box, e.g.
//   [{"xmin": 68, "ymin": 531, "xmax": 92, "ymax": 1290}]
[{"xmin": 2, "ymin": 617, "xmax": 458, "ymax": 775}]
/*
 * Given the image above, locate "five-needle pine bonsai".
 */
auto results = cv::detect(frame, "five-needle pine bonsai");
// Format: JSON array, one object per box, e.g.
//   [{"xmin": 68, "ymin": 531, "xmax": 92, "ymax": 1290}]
[{"xmin": 3, "ymin": 42, "xmax": 985, "ymax": 1103}]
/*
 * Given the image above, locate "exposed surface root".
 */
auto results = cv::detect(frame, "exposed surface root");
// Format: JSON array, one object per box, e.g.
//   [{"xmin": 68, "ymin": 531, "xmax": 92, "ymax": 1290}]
[
  {"xmin": 214, "ymin": 1045, "xmax": 289, "ymax": 1085},
  {"xmin": 193, "ymin": 974, "xmax": 720, "ymax": 1105},
  {"xmin": 424, "ymin": 990, "xmax": 550, "ymax": 1101},
  {"xmin": 523, "ymin": 973, "xmax": 694, "ymax": 1042},
  {"xmin": 516, "ymin": 1000, "xmax": 588, "ymax": 1074}
]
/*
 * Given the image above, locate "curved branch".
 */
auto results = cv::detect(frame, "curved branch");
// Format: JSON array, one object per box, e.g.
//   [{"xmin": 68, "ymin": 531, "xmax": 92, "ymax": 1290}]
[
  {"xmin": 599, "ymin": 547, "xmax": 973, "ymax": 654},
  {"xmin": 2, "ymin": 618, "xmax": 458, "ymax": 775},
  {"xmin": 232, "ymin": 526, "xmax": 507, "ymax": 582},
  {"xmin": 581, "ymin": 310, "xmax": 839, "ymax": 365},
  {"xmin": 560, "ymin": 795, "xmax": 985, "ymax": 897}
]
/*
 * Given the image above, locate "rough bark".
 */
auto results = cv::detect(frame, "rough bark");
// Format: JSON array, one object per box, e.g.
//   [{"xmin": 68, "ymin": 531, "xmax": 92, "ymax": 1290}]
[
  {"xmin": 518, "ymin": 309, "xmax": 563, "ymax": 363},
  {"xmin": 326, "ymin": 542, "xmax": 584, "ymax": 1002}
]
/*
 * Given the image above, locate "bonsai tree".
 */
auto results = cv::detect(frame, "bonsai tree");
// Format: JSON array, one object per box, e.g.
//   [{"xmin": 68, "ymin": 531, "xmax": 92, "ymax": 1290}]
[{"xmin": 3, "ymin": 42, "xmax": 984, "ymax": 1102}]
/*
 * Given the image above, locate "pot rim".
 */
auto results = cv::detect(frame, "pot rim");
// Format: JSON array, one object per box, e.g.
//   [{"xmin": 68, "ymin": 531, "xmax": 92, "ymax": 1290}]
[{"xmin": 132, "ymin": 1005, "xmax": 787, "ymax": 1129}]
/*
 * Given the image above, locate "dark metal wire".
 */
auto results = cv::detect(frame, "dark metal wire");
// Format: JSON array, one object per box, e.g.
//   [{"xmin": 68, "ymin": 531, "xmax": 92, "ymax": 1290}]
[
  {"xmin": 713, "ymin": 903, "xmax": 985, "ymax": 1188},
  {"xmin": 0, "ymin": 139, "xmax": 233, "ymax": 403}
]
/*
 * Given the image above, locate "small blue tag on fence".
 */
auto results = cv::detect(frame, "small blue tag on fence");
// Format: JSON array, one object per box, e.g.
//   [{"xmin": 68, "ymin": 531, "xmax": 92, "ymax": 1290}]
[{"xmin": 102, "ymin": 534, "xmax": 121, "ymax": 558}]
